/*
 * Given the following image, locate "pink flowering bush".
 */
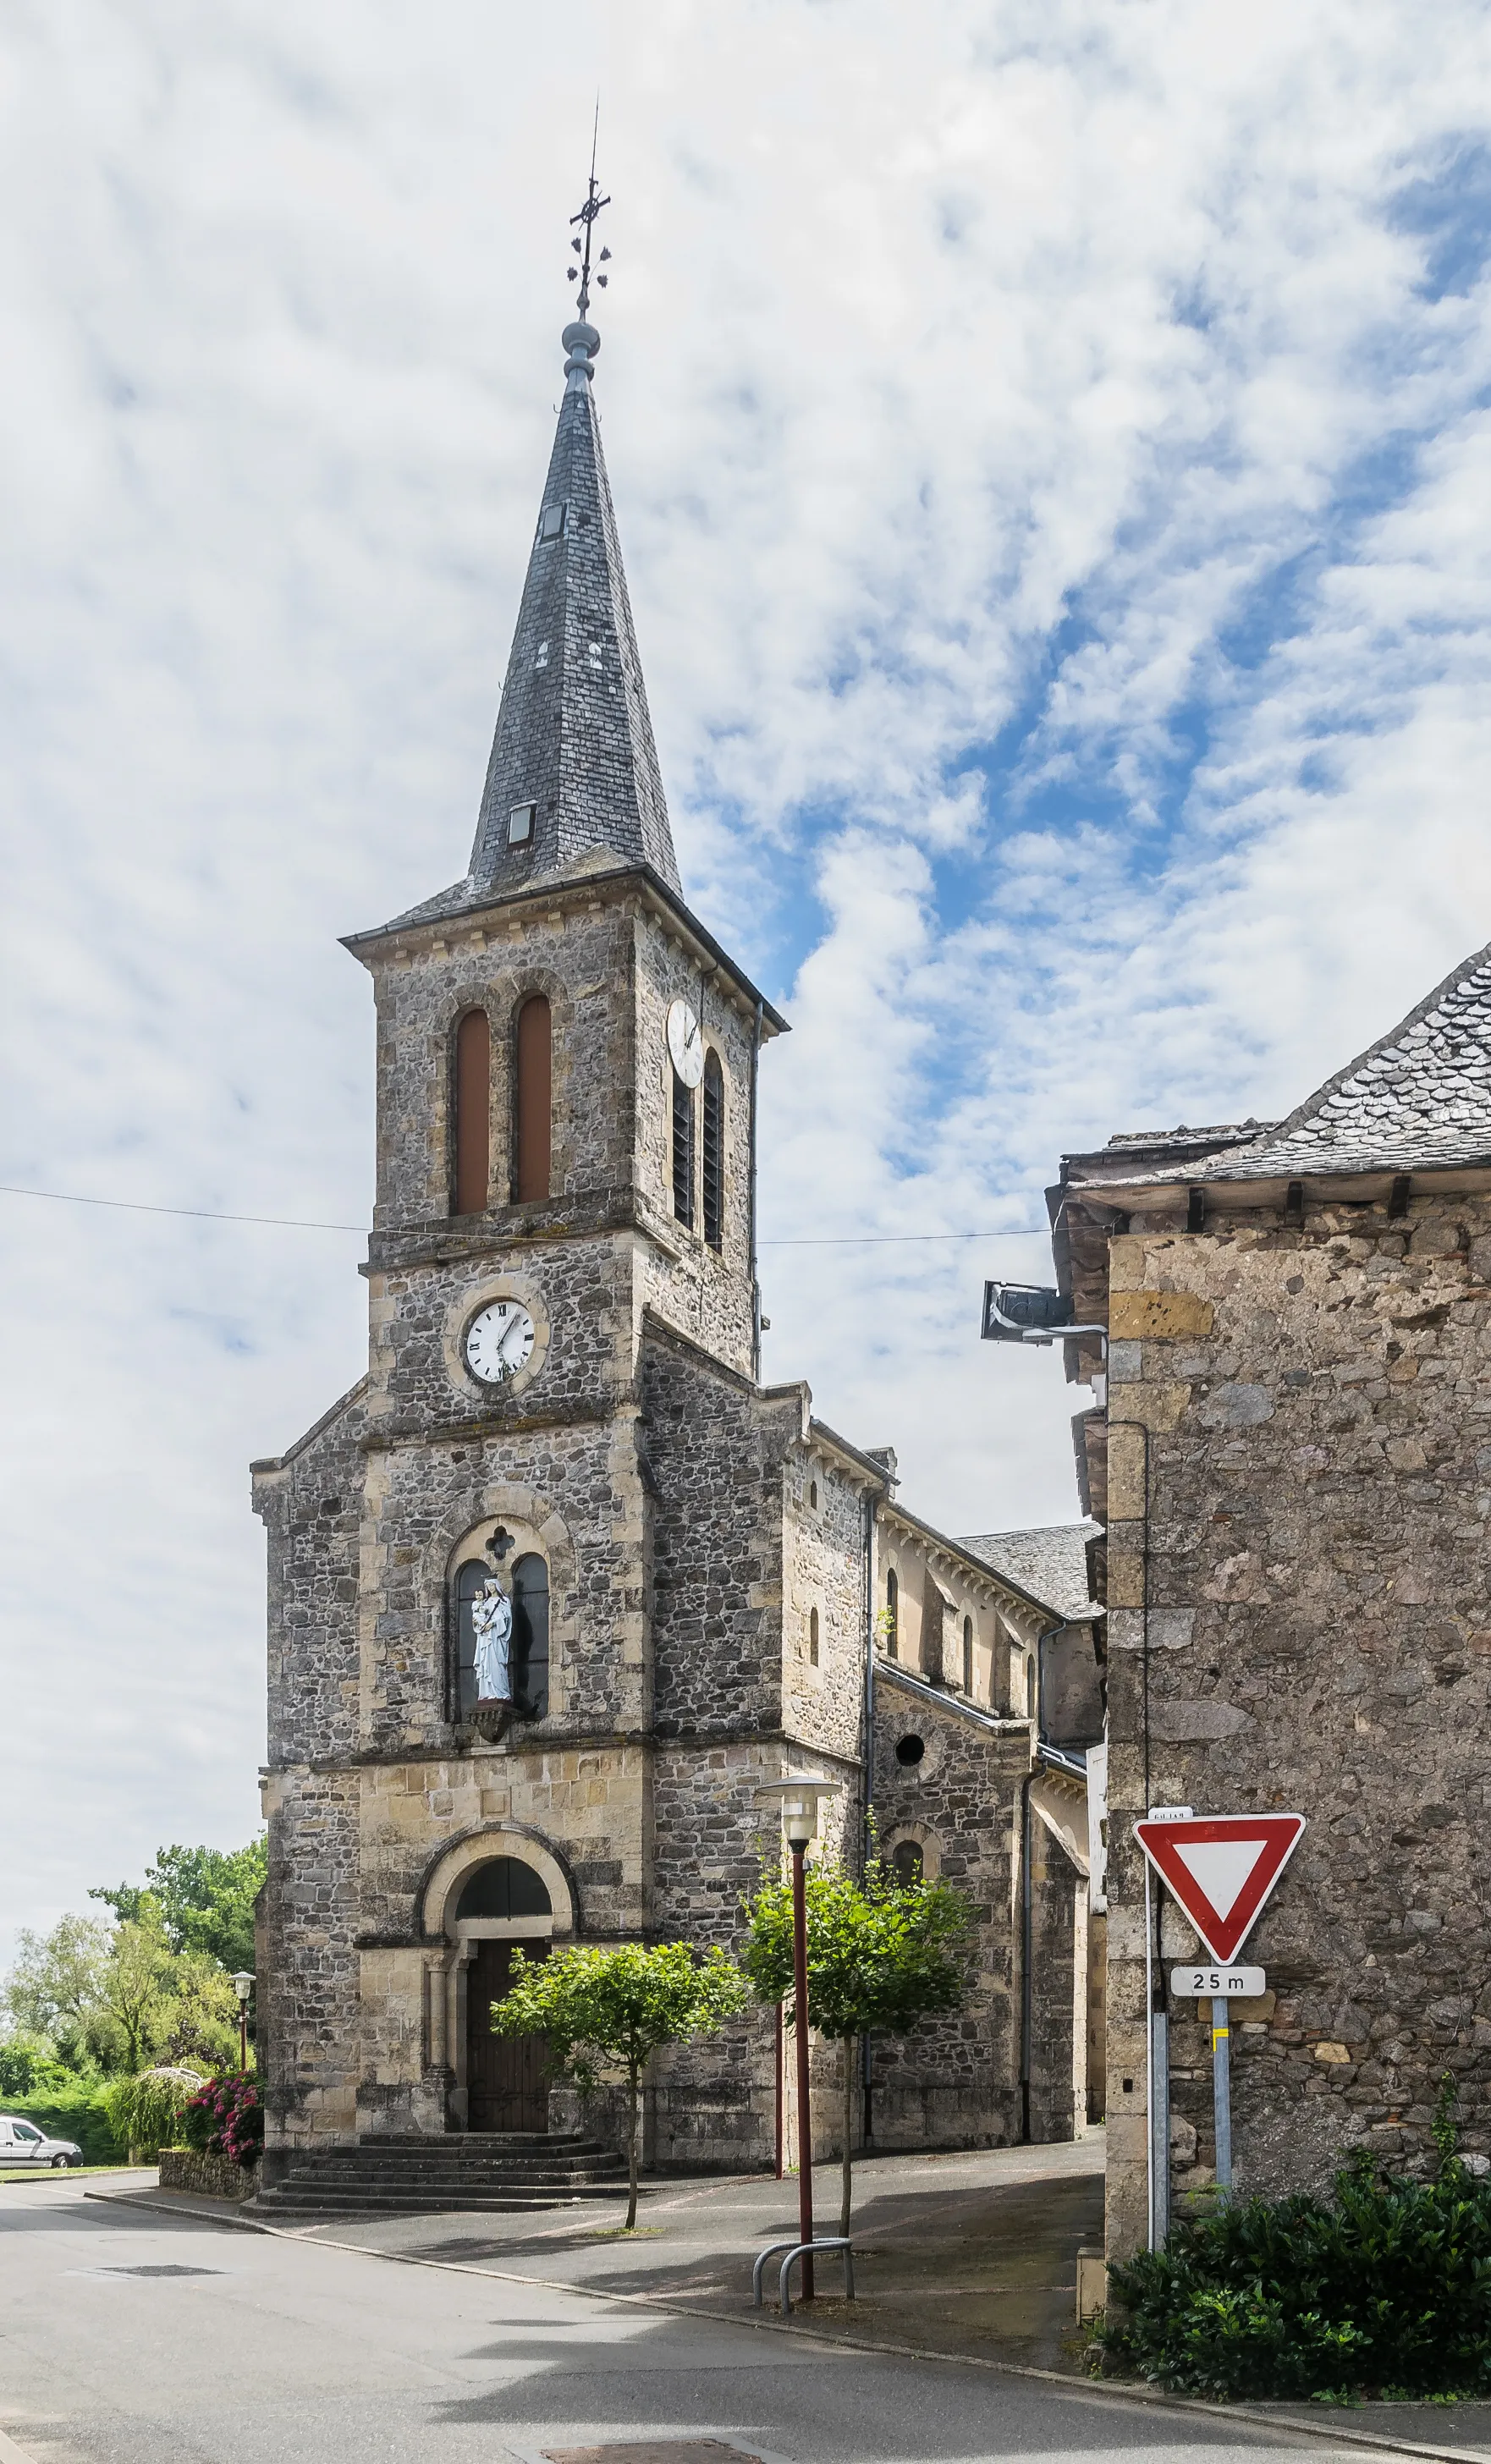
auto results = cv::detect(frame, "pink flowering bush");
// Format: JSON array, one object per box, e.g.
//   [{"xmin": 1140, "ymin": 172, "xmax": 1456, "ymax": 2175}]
[{"xmin": 181, "ymin": 2072, "xmax": 263, "ymax": 2168}]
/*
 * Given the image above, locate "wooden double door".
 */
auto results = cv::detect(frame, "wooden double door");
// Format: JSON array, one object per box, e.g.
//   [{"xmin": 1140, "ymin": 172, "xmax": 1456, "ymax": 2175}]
[{"xmin": 465, "ymin": 1938, "xmax": 551, "ymax": 2133}]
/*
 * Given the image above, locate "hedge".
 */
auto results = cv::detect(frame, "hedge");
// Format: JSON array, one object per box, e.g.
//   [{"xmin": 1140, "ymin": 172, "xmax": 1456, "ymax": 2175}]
[{"xmin": 2, "ymin": 2087, "xmax": 124, "ymax": 2167}]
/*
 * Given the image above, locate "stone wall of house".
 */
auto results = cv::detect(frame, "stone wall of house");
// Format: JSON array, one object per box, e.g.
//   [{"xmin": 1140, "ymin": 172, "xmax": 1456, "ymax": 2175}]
[
  {"xmin": 868, "ymin": 1669, "xmax": 1032, "ymax": 2148},
  {"xmin": 1102, "ymin": 1196, "xmax": 1491, "ymax": 2262}
]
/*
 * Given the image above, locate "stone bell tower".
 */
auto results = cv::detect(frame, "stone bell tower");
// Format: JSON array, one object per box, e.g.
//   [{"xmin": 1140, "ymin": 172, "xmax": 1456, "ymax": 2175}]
[{"xmin": 252, "ymin": 217, "xmax": 798, "ymax": 2175}]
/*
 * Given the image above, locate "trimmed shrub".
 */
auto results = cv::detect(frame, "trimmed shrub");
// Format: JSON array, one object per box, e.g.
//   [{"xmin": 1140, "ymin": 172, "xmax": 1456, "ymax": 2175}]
[{"xmin": 1103, "ymin": 2084, "xmax": 1491, "ymax": 2401}]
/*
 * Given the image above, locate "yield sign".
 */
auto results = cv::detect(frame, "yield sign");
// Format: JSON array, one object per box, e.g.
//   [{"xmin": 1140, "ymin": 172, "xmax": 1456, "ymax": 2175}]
[{"xmin": 1135, "ymin": 1813, "xmax": 1307, "ymax": 1965}]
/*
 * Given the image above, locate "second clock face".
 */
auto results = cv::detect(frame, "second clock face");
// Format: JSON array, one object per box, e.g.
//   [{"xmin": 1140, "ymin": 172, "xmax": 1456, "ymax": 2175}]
[
  {"xmin": 465, "ymin": 1299, "xmax": 536, "ymax": 1387},
  {"xmin": 666, "ymin": 997, "xmax": 704, "ymax": 1088}
]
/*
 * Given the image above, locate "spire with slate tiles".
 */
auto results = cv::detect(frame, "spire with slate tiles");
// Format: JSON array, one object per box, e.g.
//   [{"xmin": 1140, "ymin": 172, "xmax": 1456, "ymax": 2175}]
[{"xmin": 449, "ymin": 160, "xmax": 677, "ymax": 907}]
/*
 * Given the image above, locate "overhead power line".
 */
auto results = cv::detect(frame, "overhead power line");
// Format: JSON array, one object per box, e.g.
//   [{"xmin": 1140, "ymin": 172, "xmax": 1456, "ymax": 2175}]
[
  {"xmin": 0, "ymin": 1184, "xmax": 366, "ymax": 1233},
  {"xmin": 0, "ymin": 1183, "xmax": 1051, "ymax": 1247}
]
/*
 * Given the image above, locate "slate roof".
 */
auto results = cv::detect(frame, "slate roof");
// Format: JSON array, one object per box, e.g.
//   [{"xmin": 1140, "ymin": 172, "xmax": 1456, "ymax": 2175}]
[
  {"xmin": 373, "ymin": 314, "xmax": 680, "ymax": 938},
  {"xmin": 1072, "ymin": 938, "xmax": 1491, "ymax": 1191},
  {"xmin": 955, "ymin": 1522, "xmax": 1102, "ymax": 1625}
]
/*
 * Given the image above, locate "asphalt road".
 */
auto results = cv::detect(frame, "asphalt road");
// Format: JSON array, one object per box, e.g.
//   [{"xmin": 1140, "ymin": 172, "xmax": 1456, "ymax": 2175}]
[{"xmin": 0, "ymin": 2175, "xmax": 1410, "ymax": 2464}]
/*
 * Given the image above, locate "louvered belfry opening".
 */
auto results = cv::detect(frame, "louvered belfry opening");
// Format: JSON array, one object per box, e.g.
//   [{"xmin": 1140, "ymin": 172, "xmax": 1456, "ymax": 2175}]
[
  {"xmin": 701, "ymin": 1051, "xmax": 723, "ymax": 1249},
  {"xmin": 672, "ymin": 1069, "xmax": 695, "ymax": 1227},
  {"xmin": 514, "ymin": 995, "xmax": 552, "ymax": 1202},
  {"xmin": 453, "ymin": 1009, "xmax": 491, "ymax": 1215}
]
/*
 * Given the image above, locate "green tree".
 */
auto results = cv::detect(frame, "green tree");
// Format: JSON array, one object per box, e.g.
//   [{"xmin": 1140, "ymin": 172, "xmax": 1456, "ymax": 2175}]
[
  {"xmin": 91, "ymin": 1837, "xmax": 266, "ymax": 1973},
  {"xmin": 490, "ymin": 1942, "xmax": 747, "ymax": 2229},
  {"xmin": 157, "ymin": 1952, "xmax": 242, "ymax": 2071},
  {"xmin": 1, "ymin": 1915, "xmax": 113, "ymax": 2067},
  {"xmin": 740, "ymin": 1851, "xmax": 971, "ymax": 2236},
  {"xmin": 96, "ymin": 1912, "xmax": 177, "ymax": 2072}
]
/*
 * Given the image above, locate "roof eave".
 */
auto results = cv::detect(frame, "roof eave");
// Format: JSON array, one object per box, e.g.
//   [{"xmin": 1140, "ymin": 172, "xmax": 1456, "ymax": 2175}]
[{"xmin": 340, "ymin": 861, "xmax": 789, "ymax": 1037}]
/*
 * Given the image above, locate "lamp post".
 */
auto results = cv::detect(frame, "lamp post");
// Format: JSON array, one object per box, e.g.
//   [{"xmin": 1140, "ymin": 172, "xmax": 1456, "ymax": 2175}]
[
  {"xmin": 230, "ymin": 1972, "xmax": 255, "ymax": 2073},
  {"xmin": 755, "ymin": 1776, "xmax": 841, "ymax": 2301}
]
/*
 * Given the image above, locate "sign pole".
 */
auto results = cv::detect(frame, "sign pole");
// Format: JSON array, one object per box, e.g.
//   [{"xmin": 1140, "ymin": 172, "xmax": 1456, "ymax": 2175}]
[
  {"xmin": 1212, "ymin": 1995, "xmax": 1232, "ymax": 2191},
  {"xmin": 1150, "ymin": 2004, "xmax": 1170, "ymax": 2246}
]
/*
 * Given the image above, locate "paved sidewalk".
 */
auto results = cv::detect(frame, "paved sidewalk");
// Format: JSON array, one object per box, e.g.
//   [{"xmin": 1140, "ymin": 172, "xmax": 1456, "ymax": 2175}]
[{"xmin": 272, "ymin": 2137, "xmax": 1108, "ymax": 2373}]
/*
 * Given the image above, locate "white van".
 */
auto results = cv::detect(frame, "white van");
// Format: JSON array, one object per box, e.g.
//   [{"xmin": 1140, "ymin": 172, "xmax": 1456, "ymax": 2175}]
[{"xmin": 0, "ymin": 2116, "xmax": 82, "ymax": 2168}]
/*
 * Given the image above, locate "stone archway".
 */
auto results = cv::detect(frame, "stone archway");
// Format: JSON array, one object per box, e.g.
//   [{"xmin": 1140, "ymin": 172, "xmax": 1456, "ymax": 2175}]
[{"xmin": 420, "ymin": 1829, "xmax": 575, "ymax": 2133}]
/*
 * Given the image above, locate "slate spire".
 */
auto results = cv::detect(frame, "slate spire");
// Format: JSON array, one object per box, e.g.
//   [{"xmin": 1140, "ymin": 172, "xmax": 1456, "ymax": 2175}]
[{"xmin": 465, "ymin": 307, "xmax": 680, "ymax": 899}]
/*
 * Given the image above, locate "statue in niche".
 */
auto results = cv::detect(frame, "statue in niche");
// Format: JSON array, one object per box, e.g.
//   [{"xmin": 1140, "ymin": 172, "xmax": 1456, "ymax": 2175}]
[
  {"xmin": 469, "ymin": 1524, "xmax": 515, "ymax": 1741},
  {"xmin": 471, "ymin": 1576, "xmax": 514, "ymax": 1706}
]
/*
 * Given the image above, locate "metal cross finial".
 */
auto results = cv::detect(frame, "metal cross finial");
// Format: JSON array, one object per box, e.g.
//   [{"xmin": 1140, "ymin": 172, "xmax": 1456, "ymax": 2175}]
[{"xmin": 566, "ymin": 102, "xmax": 612, "ymax": 319}]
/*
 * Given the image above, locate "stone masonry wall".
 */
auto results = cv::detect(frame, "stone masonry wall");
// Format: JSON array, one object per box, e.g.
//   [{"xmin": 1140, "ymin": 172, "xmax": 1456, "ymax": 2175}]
[
  {"xmin": 632, "ymin": 911, "xmax": 758, "ymax": 1378},
  {"xmin": 782, "ymin": 1448, "xmax": 871, "ymax": 1765},
  {"xmin": 258, "ymin": 1766, "xmax": 361, "ymax": 2174},
  {"xmin": 1103, "ymin": 1196, "xmax": 1491, "ymax": 2263},
  {"xmin": 255, "ymin": 1383, "xmax": 366, "ymax": 1768},
  {"xmin": 870, "ymin": 1669, "xmax": 1031, "ymax": 2148},
  {"xmin": 641, "ymin": 1321, "xmax": 801, "ymax": 1740},
  {"xmin": 367, "ymin": 900, "xmax": 635, "ymax": 1230}
]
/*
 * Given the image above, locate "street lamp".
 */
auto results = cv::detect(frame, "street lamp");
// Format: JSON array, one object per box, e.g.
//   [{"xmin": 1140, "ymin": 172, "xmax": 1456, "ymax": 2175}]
[
  {"xmin": 230, "ymin": 1972, "xmax": 255, "ymax": 2073},
  {"xmin": 754, "ymin": 1776, "xmax": 842, "ymax": 2300}
]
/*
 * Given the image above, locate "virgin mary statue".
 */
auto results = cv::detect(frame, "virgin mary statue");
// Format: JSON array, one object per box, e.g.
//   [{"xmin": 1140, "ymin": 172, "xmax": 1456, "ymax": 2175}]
[{"xmin": 470, "ymin": 1576, "xmax": 514, "ymax": 1706}]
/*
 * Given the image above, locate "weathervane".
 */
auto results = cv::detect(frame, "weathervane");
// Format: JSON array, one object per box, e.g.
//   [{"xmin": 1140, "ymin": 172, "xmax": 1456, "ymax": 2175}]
[{"xmin": 566, "ymin": 104, "xmax": 612, "ymax": 320}]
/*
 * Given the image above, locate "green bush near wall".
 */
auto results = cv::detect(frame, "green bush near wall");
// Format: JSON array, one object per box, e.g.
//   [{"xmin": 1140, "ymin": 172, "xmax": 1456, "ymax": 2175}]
[
  {"xmin": 2, "ymin": 2088, "xmax": 123, "ymax": 2167},
  {"xmin": 1102, "ymin": 2084, "xmax": 1491, "ymax": 2401}
]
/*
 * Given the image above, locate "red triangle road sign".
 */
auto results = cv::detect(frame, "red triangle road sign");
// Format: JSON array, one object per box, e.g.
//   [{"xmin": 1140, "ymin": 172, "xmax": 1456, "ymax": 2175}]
[{"xmin": 1135, "ymin": 1813, "xmax": 1307, "ymax": 1965}]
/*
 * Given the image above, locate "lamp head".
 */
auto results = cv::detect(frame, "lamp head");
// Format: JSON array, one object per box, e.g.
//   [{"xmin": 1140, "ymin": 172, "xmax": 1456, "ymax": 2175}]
[
  {"xmin": 754, "ymin": 1775, "xmax": 842, "ymax": 1852},
  {"xmin": 230, "ymin": 1971, "xmax": 255, "ymax": 2005}
]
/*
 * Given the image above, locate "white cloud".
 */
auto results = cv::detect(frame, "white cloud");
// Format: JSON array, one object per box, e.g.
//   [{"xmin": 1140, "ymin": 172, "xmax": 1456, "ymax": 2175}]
[{"xmin": 7, "ymin": 0, "xmax": 1491, "ymax": 1950}]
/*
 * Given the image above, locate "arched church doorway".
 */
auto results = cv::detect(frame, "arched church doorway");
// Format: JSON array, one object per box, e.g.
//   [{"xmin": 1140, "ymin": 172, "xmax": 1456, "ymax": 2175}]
[{"xmin": 455, "ymin": 1856, "xmax": 553, "ymax": 2133}]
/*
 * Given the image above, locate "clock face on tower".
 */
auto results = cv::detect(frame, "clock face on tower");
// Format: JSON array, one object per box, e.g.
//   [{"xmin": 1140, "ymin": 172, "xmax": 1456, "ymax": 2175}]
[
  {"xmin": 464, "ymin": 1299, "xmax": 536, "ymax": 1387},
  {"xmin": 666, "ymin": 998, "xmax": 704, "ymax": 1088}
]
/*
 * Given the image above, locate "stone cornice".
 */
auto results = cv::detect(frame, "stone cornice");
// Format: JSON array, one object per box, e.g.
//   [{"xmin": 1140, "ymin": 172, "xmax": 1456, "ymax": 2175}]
[{"xmin": 341, "ymin": 860, "xmax": 789, "ymax": 1038}]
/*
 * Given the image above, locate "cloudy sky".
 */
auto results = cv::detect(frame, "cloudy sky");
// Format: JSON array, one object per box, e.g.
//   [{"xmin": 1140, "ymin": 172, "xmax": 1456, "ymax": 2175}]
[{"xmin": 6, "ymin": 0, "xmax": 1491, "ymax": 1956}]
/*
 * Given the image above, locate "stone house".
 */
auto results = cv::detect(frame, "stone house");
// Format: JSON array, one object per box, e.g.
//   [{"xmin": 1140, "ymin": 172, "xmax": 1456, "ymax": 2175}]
[
  {"xmin": 250, "ymin": 296, "xmax": 1101, "ymax": 2190},
  {"xmin": 1050, "ymin": 940, "xmax": 1491, "ymax": 2263}
]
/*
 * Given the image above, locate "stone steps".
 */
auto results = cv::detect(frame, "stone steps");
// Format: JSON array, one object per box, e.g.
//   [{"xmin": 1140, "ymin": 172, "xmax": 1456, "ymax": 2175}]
[{"xmin": 250, "ymin": 2131, "xmax": 630, "ymax": 2218}]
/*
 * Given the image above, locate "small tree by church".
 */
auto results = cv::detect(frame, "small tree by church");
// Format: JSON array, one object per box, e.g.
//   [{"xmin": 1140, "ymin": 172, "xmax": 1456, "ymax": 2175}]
[
  {"xmin": 489, "ymin": 1941, "xmax": 747, "ymax": 2229},
  {"xmin": 740, "ymin": 1852, "xmax": 971, "ymax": 2238}
]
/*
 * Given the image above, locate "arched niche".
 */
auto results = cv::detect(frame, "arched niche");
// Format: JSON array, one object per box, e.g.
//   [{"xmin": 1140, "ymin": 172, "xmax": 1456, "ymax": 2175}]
[
  {"xmin": 438, "ymin": 1501, "xmax": 575, "ymax": 1730},
  {"xmin": 421, "ymin": 1825, "xmax": 576, "ymax": 1944}
]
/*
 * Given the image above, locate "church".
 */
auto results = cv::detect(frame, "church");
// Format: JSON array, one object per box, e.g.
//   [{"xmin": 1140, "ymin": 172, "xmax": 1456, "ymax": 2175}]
[{"xmin": 250, "ymin": 245, "xmax": 1103, "ymax": 2203}]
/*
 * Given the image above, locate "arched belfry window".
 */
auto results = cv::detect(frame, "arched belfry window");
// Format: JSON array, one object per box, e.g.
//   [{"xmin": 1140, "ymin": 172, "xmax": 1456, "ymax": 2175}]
[
  {"xmin": 453, "ymin": 1551, "xmax": 550, "ymax": 1724},
  {"xmin": 962, "ymin": 1614, "xmax": 974, "ymax": 1696},
  {"xmin": 514, "ymin": 996, "xmax": 551, "ymax": 1203},
  {"xmin": 453, "ymin": 1010, "xmax": 491, "ymax": 1216},
  {"xmin": 701, "ymin": 1052, "xmax": 724, "ymax": 1249},
  {"xmin": 511, "ymin": 1554, "xmax": 549, "ymax": 1720},
  {"xmin": 885, "ymin": 1567, "xmax": 899, "ymax": 1660},
  {"xmin": 672, "ymin": 1070, "xmax": 695, "ymax": 1228}
]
